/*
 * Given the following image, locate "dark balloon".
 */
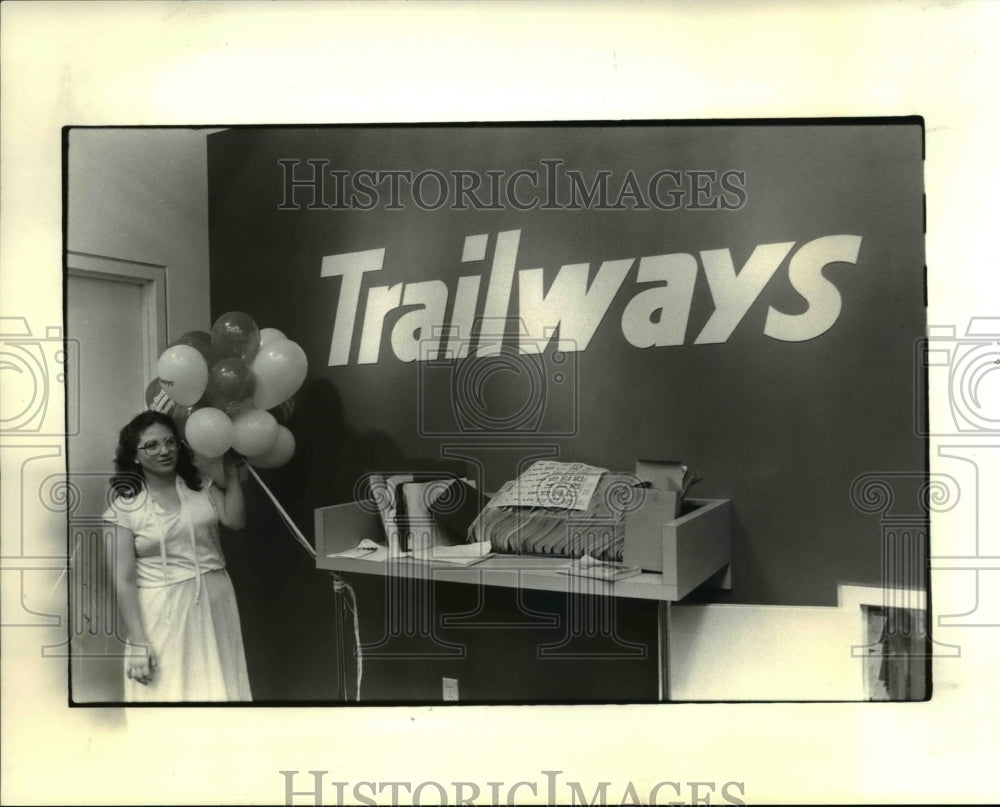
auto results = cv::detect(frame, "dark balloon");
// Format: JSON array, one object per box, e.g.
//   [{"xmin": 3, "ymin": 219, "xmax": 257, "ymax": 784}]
[
  {"xmin": 169, "ymin": 330, "xmax": 214, "ymax": 363},
  {"xmin": 205, "ymin": 358, "xmax": 256, "ymax": 414},
  {"xmin": 145, "ymin": 377, "xmax": 175, "ymax": 413},
  {"xmin": 268, "ymin": 394, "xmax": 297, "ymax": 424},
  {"xmin": 170, "ymin": 404, "xmax": 194, "ymax": 440},
  {"xmin": 210, "ymin": 311, "xmax": 260, "ymax": 363}
]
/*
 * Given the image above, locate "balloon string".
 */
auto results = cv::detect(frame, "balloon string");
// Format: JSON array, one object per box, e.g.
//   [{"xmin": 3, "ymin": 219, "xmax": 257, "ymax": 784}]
[{"xmin": 246, "ymin": 466, "xmax": 316, "ymax": 559}]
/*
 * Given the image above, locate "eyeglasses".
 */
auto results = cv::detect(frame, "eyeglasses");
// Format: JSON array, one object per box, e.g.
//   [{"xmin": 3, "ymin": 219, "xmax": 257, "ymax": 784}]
[{"xmin": 138, "ymin": 437, "xmax": 179, "ymax": 457}]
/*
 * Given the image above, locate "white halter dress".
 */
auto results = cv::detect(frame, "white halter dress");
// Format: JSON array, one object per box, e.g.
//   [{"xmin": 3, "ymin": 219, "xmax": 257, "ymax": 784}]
[{"xmin": 104, "ymin": 475, "xmax": 251, "ymax": 702}]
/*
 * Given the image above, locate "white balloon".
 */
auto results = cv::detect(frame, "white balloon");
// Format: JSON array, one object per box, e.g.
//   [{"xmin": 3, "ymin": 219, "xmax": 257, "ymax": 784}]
[
  {"xmin": 185, "ymin": 407, "xmax": 234, "ymax": 458},
  {"xmin": 248, "ymin": 425, "xmax": 295, "ymax": 468},
  {"xmin": 232, "ymin": 408, "xmax": 279, "ymax": 457},
  {"xmin": 251, "ymin": 339, "xmax": 308, "ymax": 411},
  {"xmin": 156, "ymin": 345, "xmax": 208, "ymax": 406},
  {"xmin": 258, "ymin": 327, "xmax": 287, "ymax": 349}
]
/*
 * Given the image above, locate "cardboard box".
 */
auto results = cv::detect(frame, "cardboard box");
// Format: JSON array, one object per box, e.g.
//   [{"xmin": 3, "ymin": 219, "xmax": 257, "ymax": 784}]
[
  {"xmin": 621, "ymin": 459, "xmax": 686, "ymax": 572},
  {"xmin": 634, "ymin": 459, "xmax": 690, "ymax": 503}
]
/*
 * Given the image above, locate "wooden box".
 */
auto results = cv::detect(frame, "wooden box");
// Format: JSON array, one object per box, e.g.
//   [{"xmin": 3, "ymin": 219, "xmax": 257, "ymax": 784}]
[
  {"xmin": 624, "ymin": 498, "xmax": 732, "ymax": 595},
  {"xmin": 314, "ymin": 499, "xmax": 383, "ymax": 556}
]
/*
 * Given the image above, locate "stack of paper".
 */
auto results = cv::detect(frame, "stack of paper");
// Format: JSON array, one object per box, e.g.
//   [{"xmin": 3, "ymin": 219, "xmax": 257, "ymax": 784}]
[
  {"xmin": 327, "ymin": 538, "xmax": 401, "ymax": 562},
  {"xmin": 555, "ymin": 553, "xmax": 641, "ymax": 582},
  {"xmin": 411, "ymin": 541, "xmax": 494, "ymax": 567}
]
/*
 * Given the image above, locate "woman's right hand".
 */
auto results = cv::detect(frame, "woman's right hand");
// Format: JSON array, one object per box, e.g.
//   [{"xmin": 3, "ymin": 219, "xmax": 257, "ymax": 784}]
[{"xmin": 126, "ymin": 643, "xmax": 157, "ymax": 686}]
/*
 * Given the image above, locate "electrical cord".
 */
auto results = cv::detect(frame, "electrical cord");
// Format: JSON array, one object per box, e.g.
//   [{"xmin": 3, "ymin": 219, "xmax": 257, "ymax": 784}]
[{"xmin": 333, "ymin": 574, "xmax": 363, "ymax": 701}]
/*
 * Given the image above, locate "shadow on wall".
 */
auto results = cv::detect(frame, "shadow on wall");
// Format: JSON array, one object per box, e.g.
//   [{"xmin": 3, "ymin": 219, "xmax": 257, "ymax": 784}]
[
  {"xmin": 225, "ymin": 377, "xmax": 408, "ymax": 701},
  {"xmin": 679, "ymin": 507, "xmax": 772, "ymax": 605}
]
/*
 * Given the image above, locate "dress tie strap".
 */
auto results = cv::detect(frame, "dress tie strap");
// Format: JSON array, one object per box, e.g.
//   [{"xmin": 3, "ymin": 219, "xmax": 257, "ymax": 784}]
[
  {"xmin": 177, "ymin": 477, "xmax": 204, "ymax": 604},
  {"xmin": 158, "ymin": 517, "xmax": 171, "ymax": 620}
]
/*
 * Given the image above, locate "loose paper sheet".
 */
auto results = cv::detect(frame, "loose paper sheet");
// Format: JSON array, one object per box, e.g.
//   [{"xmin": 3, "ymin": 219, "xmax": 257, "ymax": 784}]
[{"xmin": 487, "ymin": 461, "xmax": 608, "ymax": 511}]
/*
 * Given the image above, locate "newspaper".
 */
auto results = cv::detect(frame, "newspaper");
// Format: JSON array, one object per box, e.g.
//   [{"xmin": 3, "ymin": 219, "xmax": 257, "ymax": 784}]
[{"xmin": 488, "ymin": 460, "xmax": 608, "ymax": 511}]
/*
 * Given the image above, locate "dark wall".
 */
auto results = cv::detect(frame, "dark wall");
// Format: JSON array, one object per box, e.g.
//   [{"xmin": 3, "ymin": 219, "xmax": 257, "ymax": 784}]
[{"xmin": 207, "ymin": 123, "xmax": 924, "ymax": 700}]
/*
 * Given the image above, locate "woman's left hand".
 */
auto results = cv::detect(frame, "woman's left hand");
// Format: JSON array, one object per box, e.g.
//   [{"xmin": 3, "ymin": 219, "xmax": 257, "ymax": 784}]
[
  {"xmin": 212, "ymin": 453, "xmax": 249, "ymax": 530},
  {"xmin": 223, "ymin": 453, "xmax": 248, "ymax": 486}
]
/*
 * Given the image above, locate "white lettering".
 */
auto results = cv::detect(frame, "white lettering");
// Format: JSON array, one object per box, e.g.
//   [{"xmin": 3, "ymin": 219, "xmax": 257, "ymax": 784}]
[
  {"xmin": 478, "ymin": 230, "xmax": 521, "ymax": 356},
  {"xmin": 322, "ymin": 248, "xmax": 385, "ymax": 366},
  {"xmin": 357, "ymin": 284, "xmax": 402, "ymax": 365},
  {"xmin": 319, "ymin": 231, "xmax": 863, "ymax": 365},
  {"xmin": 391, "ymin": 281, "xmax": 449, "ymax": 362},
  {"xmin": 446, "ymin": 276, "xmax": 482, "ymax": 359},
  {"xmin": 694, "ymin": 242, "xmax": 795, "ymax": 344},
  {"xmin": 519, "ymin": 259, "xmax": 632, "ymax": 353},
  {"xmin": 764, "ymin": 234, "xmax": 863, "ymax": 341},
  {"xmin": 621, "ymin": 253, "xmax": 698, "ymax": 347}
]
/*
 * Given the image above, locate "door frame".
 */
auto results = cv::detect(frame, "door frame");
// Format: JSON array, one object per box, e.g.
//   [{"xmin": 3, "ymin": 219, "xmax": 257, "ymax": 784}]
[
  {"xmin": 66, "ymin": 251, "xmax": 168, "ymax": 384},
  {"xmin": 64, "ymin": 252, "xmax": 168, "ymax": 701}
]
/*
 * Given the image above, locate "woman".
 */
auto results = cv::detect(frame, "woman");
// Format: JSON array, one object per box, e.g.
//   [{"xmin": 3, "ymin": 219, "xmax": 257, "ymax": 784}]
[{"xmin": 103, "ymin": 410, "xmax": 252, "ymax": 701}]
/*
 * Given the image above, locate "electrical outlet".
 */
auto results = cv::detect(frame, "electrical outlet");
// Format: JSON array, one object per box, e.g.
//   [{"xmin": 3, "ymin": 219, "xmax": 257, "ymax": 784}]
[{"xmin": 442, "ymin": 677, "xmax": 459, "ymax": 702}]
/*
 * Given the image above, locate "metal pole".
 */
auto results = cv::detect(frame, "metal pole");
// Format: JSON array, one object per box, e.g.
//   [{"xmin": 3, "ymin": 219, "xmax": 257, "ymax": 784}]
[
  {"xmin": 657, "ymin": 601, "xmax": 671, "ymax": 702},
  {"xmin": 331, "ymin": 574, "xmax": 349, "ymax": 702}
]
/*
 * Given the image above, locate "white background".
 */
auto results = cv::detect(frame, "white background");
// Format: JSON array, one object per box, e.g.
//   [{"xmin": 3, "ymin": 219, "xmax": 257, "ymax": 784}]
[{"xmin": 2, "ymin": 2, "xmax": 999, "ymax": 804}]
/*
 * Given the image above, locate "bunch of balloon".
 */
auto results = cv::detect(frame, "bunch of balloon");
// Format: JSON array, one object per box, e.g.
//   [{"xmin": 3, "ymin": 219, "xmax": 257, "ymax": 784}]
[{"xmin": 148, "ymin": 312, "xmax": 308, "ymax": 470}]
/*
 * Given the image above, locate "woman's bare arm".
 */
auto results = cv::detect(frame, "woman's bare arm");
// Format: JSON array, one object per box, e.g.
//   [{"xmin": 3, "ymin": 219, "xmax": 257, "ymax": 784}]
[
  {"xmin": 103, "ymin": 521, "xmax": 156, "ymax": 684},
  {"xmin": 209, "ymin": 459, "xmax": 247, "ymax": 530}
]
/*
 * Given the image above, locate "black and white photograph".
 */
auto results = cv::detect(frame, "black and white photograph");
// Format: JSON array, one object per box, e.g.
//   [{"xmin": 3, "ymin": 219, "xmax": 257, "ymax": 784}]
[
  {"xmin": 65, "ymin": 121, "xmax": 928, "ymax": 707},
  {"xmin": 2, "ymin": 2, "xmax": 999, "ymax": 805}
]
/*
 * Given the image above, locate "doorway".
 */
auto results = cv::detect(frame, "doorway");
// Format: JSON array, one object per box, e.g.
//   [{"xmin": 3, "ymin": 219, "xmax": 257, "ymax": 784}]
[{"xmin": 64, "ymin": 252, "xmax": 166, "ymax": 702}]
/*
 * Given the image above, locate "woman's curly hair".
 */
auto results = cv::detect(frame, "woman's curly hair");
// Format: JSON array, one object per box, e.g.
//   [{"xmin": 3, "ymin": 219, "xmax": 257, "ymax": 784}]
[{"xmin": 109, "ymin": 410, "xmax": 202, "ymax": 499}]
